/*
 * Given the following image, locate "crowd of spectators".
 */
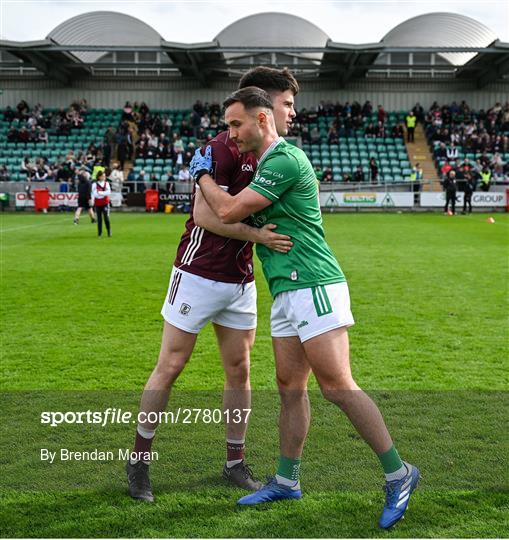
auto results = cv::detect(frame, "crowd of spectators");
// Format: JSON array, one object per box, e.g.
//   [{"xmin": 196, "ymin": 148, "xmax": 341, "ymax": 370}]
[
  {"xmin": 427, "ymin": 101, "xmax": 509, "ymax": 188},
  {"xmin": 8, "ymin": 98, "xmax": 508, "ymax": 191},
  {"xmin": 5, "ymin": 99, "xmax": 87, "ymax": 143},
  {"xmin": 286, "ymin": 100, "xmax": 412, "ymax": 142},
  {"xmin": 9, "ymin": 145, "xmax": 124, "ymax": 191}
]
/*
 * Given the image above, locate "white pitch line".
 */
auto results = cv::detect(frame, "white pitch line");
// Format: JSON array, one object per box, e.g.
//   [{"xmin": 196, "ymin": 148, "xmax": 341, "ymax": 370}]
[{"xmin": 0, "ymin": 217, "xmax": 70, "ymax": 233}]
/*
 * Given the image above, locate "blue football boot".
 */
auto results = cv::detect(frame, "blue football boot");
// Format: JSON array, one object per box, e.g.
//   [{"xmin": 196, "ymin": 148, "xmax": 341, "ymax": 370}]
[
  {"xmin": 379, "ymin": 463, "xmax": 420, "ymax": 529},
  {"xmin": 237, "ymin": 476, "xmax": 302, "ymax": 505}
]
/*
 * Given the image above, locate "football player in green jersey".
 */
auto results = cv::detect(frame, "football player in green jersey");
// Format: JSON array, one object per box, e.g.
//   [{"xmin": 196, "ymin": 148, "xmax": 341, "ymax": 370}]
[{"xmin": 190, "ymin": 86, "xmax": 419, "ymax": 529}]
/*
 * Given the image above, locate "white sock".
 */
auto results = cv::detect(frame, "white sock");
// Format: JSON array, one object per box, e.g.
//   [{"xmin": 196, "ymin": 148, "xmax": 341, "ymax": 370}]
[
  {"xmin": 130, "ymin": 425, "xmax": 156, "ymax": 465},
  {"xmin": 275, "ymin": 474, "xmax": 300, "ymax": 491},
  {"xmin": 137, "ymin": 425, "xmax": 156, "ymax": 439},
  {"xmin": 129, "ymin": 457, "xmax": 151, "ymax": 466},
  {"xmin": 385, "ymin": 463, "xmax": 408, "ymax": 482}
]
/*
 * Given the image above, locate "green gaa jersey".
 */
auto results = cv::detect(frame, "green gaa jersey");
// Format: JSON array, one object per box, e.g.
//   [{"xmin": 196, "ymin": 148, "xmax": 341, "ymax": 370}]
[{"xmin": 249, "ymin": 137, "xmax": 345, "ymax": 298}]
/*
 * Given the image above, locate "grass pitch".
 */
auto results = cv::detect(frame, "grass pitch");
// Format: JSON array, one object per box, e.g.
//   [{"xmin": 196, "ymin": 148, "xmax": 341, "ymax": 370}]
[{"xmin": 1, "ymin": 211, "xmax": 508, "ymax": 538}]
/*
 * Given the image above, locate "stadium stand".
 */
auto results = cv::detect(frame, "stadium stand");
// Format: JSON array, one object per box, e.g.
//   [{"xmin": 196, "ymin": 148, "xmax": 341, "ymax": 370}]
[
  {"xmin": 0, "ymin": 100, "xmax": 416, "ymax": 188},
  {"xmin": 425, "ymin": 101, "xmax": 509, "ymax": 185},
  {"xmin": 0, "ymin": 11, "xmax": 507, "ymax": 208}
]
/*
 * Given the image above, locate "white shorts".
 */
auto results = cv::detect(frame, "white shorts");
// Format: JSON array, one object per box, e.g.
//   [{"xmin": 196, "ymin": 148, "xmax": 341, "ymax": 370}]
[
  {"xmin": 161, "ymin": 267, "xmax": 257, "ymax": 334},
  {"xmin": 271, "ymin": 282, "xmax": 354, "ymax": 343}
]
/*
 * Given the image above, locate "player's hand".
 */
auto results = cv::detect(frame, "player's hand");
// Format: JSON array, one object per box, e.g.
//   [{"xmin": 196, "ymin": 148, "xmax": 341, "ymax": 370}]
[
  {"xmin": 190, "ymin": 146, "xmax": 213, "ymax": 178},
  {"xmin": 257, "ymin": 224, "xmax": 293, "ymax": 253}
]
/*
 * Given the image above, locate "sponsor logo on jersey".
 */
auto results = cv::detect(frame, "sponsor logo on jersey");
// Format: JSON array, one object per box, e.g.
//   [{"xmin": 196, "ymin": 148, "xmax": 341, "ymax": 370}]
[
  {"xmin": 254, "ymin": 176, "xmax": 276, "ymax": 187},
  {"xmin": 179, "ymin": 303, "xmax": 191, "ymax": 315},
  {"xmin": 241, "ymin": 164, "xmax": 254, "ymax": 172},
  {"xmin": 267, "ymin": 170, "xmax": 283, "ymax": 179},
  {"xmin": 290, "ymin": 270, "xmax": 299, "ymax": 281}
]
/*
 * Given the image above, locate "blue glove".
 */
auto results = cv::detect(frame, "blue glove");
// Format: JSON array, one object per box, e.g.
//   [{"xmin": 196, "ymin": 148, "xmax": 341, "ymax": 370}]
[{"xmin": 189, "ymin": 146, "xmax": 213, "ymax": 179}]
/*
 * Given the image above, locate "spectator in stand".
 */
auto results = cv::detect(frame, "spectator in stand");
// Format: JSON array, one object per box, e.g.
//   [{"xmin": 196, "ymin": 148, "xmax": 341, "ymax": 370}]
[
  {"xmin": 479, "ymin": 166, "xmax": 492, "ymax": 191},
  {"xmin": 443, "ymin": 170, "xmax": 457, "ymax": 215},
  {"xmin": 17, "ymin": 99, "xmax": 29, "ymax": 117},
  {"xmin": 412, "ymin": 103, "xmax": 425, "ymax": 124},
  {"xmin": 344, "ymin": 114, "xmax": 354, "ymax": 137},
  {"xmin": 3, "ymin": 106, "xmax": 15, "ymax": 122},
  {"xmin": 18, "ymin": 127, "xmax": 30, "ymax": 143},
  {"xmin": 104, "ymin": 126, "xmax": 116, "ymax": 166},
  {"xmin": 38, "ymin": 128, "xmax": 48, "ymax": 144},
  {"xmin": 365, "ymin": 122, "xmax": 377, "ymax": 138},
  {"xmin": 441, "ymin": 161, "xmax": 453, "ymax": 177},
  {"xmin": 29, "ymin": 126, "xmax": 38, "ymax": 142},
  {"xmin": 369, "ymin": 157, "xmax": 379, "ymax": 183},
  {"xmin": 405, "ymin": 111, "xmax": 416, "ymax": 142},
  {"xmin": 178, "ymin": 164, "xmax": 191, "ymax": 182},
  {"xmin": 156, "ymin": 139, "xmax": 169, "ymax": 160},
  {"xmin": 376, "ymin": 121, "xmax": 385, "ymax": 138},
  {"xmin": 200, "ymin": 113, "xmax": 210, "ymax": 130},
  {"xmin": 322, "ymin": 168, "xmax": 333, "ymax": 182},
  {"xmin": 435, "ymin": 142, "xmax": 447, "ymax": 160},
  {"xmin": 361, "ymin": 100, "xmax": 373, "ymax": 117},
  {"xmin": 353, "ymin": 165, "xmax": 365, "ymax": 182},
  {"xmin": 190, "ymin": 109, "xmax": 201, "ymax": 139},
  {"xmin": 92, "ymin": 161, "xmax": 105, "ymax": 181},
  {"xmin": 391, "ymin": 123, "xmax": 404, "ymax": 139},
  {"xmin": 462, "ymin": 173, "xmax": 475, "ymax": 214},
  {"xmin": 328, "ymin": 125, "xmax": 339, "ymax": 144},
  {"xmin": 493, "ymin": 162, "xmax": 505, "ymax": 181},
  {"xmin": 173, "ymin": 133, "xmax": 184, "ymax": 154},
  {"xmin": 410, "ymin": 163, "xmax": 423, "ymax": 183},
  {"xmin": 0, "ymin": 165, "xmax": 10, "ymax": 182},
  {"xmin": 377, "ymin": 104, "xmax": 386, "ymax": 124},
  {"xmin": 446, "ymin": 143, "xmax": 459, "ymax": 161},
  {"xmin": 136, "ymin": 170, "xmax": 147, "ymax": 193},
  {"xmin": 117, "ymin": 136, "xmax": 128, "ymax": 171},
  {"xmin": 122, "ymin": 102, "xmax": 134, "ymax": 122},
  {"xmin": 109, "ymin": 162, "xmax": 124, "ymax": 193},
  {"xmin": 126, "ymin": 167, "xmax": 136, "ymax": 192},
  {"xmin": 343, "ymin": 172, "xmax": 353, "ymax": 182},
  {"xmin": 34, "ymin": 162, "xmax": 49, "ymax": 182},
  {"xmin": 459, "ymin": 157, "xmax": 473, "ymax": 177},
  {"xmin": 20, "ymin": 156, "xmax": 33, "ymax": 179},
  {"xmin": 7, "ymin": 126, "xmax": 18, "ymax": 142},
  {"xmin": 150, "ymin": 173, "xmax": 160, "ymax": 190},
  {"xmin": 314, "ymin": 165, "xmax": 323, "ymax": 182}
]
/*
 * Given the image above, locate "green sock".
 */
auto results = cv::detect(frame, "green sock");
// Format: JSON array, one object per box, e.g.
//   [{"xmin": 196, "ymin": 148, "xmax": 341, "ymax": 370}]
[
  {"xmin": 276, "ymin": 455, "xmax": 301, "ymax": 482},
  {"xmin": 377, "ymin": 445, "xmax": 404, "ymax": 474}
]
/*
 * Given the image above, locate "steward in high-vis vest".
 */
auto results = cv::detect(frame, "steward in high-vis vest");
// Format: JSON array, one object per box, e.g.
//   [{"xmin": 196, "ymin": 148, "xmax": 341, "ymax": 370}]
[
  {"xmin": 405, "ymin": 112, "xmax": 417, "ymax": 143},
  {"xmin": 479, "ymin": 168, "xmax": 492, "ymax": 192}
]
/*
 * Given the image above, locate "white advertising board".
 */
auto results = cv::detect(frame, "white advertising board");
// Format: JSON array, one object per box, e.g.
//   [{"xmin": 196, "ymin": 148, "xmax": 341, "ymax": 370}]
[
  {"xmin": 320, "ymin": 191, "xmax": 414, "ymax": 208},
  {"xmin": 420, "ymin": 192, "xmax": 507, "ymax": 207},
  {"xmin": 15, "ymin": 192, "xmax": 122, "ymax": 208}
]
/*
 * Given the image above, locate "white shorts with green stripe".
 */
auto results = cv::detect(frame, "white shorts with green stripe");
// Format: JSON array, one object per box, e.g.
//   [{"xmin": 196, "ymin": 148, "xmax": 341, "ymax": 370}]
[{"xmin": 270, "ymin": 282, "xmax": 354, "ymax": 342}]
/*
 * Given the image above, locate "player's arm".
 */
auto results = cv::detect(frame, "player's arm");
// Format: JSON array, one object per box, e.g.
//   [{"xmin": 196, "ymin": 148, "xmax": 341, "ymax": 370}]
[
  {"xmin": 197, "ymin": 175, "xmax": 271, "ymax": 224},
  {"xmin": 193, "ymin": 189, "xmax": 292, "ymax": 252}
]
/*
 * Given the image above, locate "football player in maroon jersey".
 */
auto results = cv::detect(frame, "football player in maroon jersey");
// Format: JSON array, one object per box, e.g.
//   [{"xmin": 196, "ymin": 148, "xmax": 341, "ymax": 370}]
[{"xmin": 127, "ymin": 68, "xmax": 299, "ymax": 502}]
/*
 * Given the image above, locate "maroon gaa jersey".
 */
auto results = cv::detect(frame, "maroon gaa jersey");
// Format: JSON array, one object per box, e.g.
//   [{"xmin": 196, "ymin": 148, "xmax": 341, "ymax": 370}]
[{"xmin": 173, "ymin": 131, "xmax": 258, "ymax": 284}]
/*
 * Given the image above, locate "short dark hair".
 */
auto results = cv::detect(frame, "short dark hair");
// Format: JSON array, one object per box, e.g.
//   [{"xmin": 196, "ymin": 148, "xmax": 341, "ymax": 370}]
[
  {"xmin": 238, "ymin": 67, "xmax": 299, "ymax": 96},
  {"xmin": 223, "ymin": 86, "xmax": 274, "ymax": 112}
]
